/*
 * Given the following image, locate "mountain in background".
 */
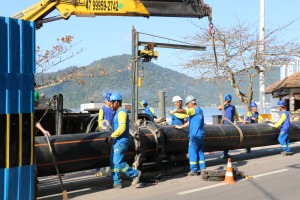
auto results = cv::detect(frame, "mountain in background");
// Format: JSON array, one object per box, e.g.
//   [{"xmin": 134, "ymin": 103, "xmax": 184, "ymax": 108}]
[{"xmin": 39, "ymin": 54, "xmax": 280, "ymax": 108}]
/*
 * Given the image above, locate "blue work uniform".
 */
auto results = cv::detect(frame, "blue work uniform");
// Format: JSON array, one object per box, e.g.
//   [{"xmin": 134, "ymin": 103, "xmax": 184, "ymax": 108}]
[
  {"xmin": 110, "ymin": 108, "xmax": 139, "ymax": 185},
  {"xmin": 96, "ymin": 105, "xmax": 114, "ymax": 171},
  {"xmin": 98, "ymin": 105, "xmax": 114, "ymax": 130},
  {"xmin": 170, "ymin": 107, "xmax": 188, "ymax": 125},
  {"xmin": 223, "ymin": 105, "xmax": 236, "ymax": 124},
  {"xmin": 102, "ymin": 105, "xmax": 114, "ymax": 125},
  {"xmin": 222, "ymin": 104, "xmax": 238, "ymax": 156},
  {"xmin": 171, "ymin": 115, "xmax": 185, "ymax": 125},
  {"xmin": 246, "ymin": 111, "xmax": 259, "ymax": 123},
  {"xmin": 186, "ymin": 107, "xmax": 206, "ymax": 172},
  {"xmin": 275, "ymin": 110, "xmax": 291, "ymax": 153},
  {"xmin": 245, "ymin": 111, "xmax": 260, "ymax": 152},
  {"xmin": 145, "ymin": 105, "xmax": 154, "ymax": 119}
]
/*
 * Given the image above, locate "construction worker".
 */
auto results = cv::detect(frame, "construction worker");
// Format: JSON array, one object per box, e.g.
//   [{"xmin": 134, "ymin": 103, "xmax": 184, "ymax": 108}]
[
  {"xmin": 268, "ymin": 100, "xmax": 293, "ymax": 156},
  {"xmin": 98, "ymin": 92, "xmax": 114, "ymax": 131},
  {"xmin": 168, "ymin": 96, "xmax": 188, "ymax": 125},
  {"xmin": 96, "ymin": 92, "xmax": 114, "ymax": 177},
  {"xmin": 34, "ymin": 91, "xmax": 50, "ymax": 136},
  {"xmin": 218, "ymin": 94, "xmax": 245, "ymax": 159},
  {"xmin": 141, "ymin": 99, "xmax": 157, "ymax": 120},
  {"xmin": 170, "ymin": 95, "xmax": 205, "ymax": 176},
  {"xmin": 245, "ymin": 102, "xmax": 263, "ymax": 153},
  {"xmin": 106, "ymin": 93, "xmax": 141, "ymax": 188}
]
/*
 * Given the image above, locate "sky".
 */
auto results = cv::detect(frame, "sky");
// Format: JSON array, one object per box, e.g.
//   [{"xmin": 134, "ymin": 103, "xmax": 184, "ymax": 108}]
[{"xmin": 1, "ymin": 0, "xmax": 300, "ymax": 74}]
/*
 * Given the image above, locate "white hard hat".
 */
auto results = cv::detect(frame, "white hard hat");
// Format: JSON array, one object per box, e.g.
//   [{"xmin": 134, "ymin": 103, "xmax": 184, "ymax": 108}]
[
  {"xmin": 185, "ymin": 95, "xmax": 196, "ymax": 105},
  {"xmin": 172, "ymin": 96, "xmax": 182, "ymax": 103}
]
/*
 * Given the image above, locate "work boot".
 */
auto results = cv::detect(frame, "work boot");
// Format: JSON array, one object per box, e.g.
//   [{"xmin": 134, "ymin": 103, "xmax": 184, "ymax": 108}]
[
  {"xmin": 113, "ymin": 184, "xmax": 123, "ymax": 189},
  {"xmin": 95, "ymin": 171, "xmax": 103, "ymax": 177},
  {"xmin": 281, "ymin": 151, "xmax": 293, "ymax": 156},
  {"xmin": 199, "ymin": 169, "xmax": 206, "ymax": 175},
  {"xmin": 131, "ymin": 171, "xmax": 141, "ymax": 186},
  {"xmin": 187, "ymin": 171, "xmax": 198, "ymax": 176}
]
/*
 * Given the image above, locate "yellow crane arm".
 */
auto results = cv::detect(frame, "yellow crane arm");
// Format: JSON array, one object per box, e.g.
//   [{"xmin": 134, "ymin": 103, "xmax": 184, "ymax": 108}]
[{"xmin": 11, "ymin": 0, "xmax": 212, "ymax": 25}]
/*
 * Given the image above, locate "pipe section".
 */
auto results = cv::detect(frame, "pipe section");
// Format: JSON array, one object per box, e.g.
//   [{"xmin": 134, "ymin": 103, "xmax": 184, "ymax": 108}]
[{"xmin": 35, "ymin": 122, "xmax": 300, "ymax": 176}]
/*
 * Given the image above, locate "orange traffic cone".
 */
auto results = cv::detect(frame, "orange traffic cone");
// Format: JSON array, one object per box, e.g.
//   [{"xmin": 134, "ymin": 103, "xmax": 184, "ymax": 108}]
[{"xmin": 224, "ymin": 158, "xmax": 235, "ymax": 184}]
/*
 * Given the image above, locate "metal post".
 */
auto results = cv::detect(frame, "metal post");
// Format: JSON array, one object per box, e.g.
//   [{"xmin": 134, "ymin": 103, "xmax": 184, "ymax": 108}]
[
  {"xmin": 158, "ymin": 90, "xmax": 166, "ymax": 120},
  {"xmin": 131, "ymin": 27, "xmax": 139, "ymax": 122},
  {"xmin": 55, "ymin": 94, "xmax": 63, "ymax": 135},
  {"xmin": 259, "ymin": 0, "xmax": 266, "ymax": 113}
]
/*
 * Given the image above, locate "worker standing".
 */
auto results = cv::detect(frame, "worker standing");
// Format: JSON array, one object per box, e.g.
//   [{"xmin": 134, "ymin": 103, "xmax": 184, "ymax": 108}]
[
  {"xmin": 218, "ymin": 94, "xmax": 245, "ymax": 159},
  {"xmin": 34, "ymin": 91, "xmax": 51, "ymax": 136},
  {"xmin": 96, "ymin": 92, "xmax": 114, "ymax": 177},
  {"xmin": 245, "ymin": 102, "xmax": 263, "ymax": 153},
  {"xmin": 170, "ymin": 95, "xmax": 205, "ymax": 176},
  {"xmin": 268, "ymin": 100, "xmax": 293, "ymax": 156},
  {"xmin": 141, "ymin": 99, "xmax": 157, "ymax": 120},
  {"xmin": 168, "ymin": 96, "xmax": 188, "ymax": 125},
  {"xmin": 98, "ymin": 92, "xmax": 114, "ymax": 131},
  {"xmin": 106, "ymin": 93, "xmax": 141, "ymax": 188}
]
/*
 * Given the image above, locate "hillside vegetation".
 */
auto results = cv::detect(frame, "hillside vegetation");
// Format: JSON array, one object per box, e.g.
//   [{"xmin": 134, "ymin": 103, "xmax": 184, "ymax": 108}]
[{"xmin": 39, "ymin": 54, "xmax": 280, "ymax": 108}]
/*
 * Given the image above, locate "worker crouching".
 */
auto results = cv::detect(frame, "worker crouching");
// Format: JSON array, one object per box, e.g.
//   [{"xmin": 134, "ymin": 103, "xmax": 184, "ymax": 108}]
[
  {"xmin": 170, "ymin": 95, "xmax": 206, "ymax": 176},
  {"xmin": 106, "ymin": 93, "xmax": 142, "ymax": 188}
]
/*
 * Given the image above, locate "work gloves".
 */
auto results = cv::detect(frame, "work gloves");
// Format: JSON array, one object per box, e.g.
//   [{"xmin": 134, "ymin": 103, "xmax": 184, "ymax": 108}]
[
  {"xmin": 105, "ymin": 135, "xmax": 112, "ymax": 144},
  {"xmin": 267, "ymin": 123, "xmax": 275, "ymax": 128},
  {"xmin": 106, "ymin": 125, "xmax": 113, "ymax": 131},
  {"xmin": 168, "ymin": 110, "xmax": 175, "ymax": 115},
  {"xmin": 174, "ymin": 125, "xmax": 182, "ymax": 129}
]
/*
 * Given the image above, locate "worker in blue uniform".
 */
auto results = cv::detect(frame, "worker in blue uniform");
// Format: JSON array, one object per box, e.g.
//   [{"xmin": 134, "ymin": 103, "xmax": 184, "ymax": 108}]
[
  {"xmin": 106, "ymin": 93, "xmax": 141, "ymax": 188},
  {"xmin": 268, "ymin": 100, "xmax": 293, "ymax": 156},
  {"xmin": 98, "ymin": 92, "xmax": 114, "ymax": 131},
  {"xmin": 168, "ymin": 96, "xmax": 188, "ymax": 125},
  {"xmin": 96, "ymin": 92, "xmax": 114, "ymax": 177},
  {"xmin": 218, "ymin": 94, "xmax": 245, "ymax": 159},
  {"xmin": 141, "ymin": 99, "xmax": 157, "ymax": 120},
  {"xmin": 170, "ymin": 95, "xmax": 205, "ymax": 176},
  {"xmin": 245, "ymin": 102, "xmax": 263, "ymax": 153}
]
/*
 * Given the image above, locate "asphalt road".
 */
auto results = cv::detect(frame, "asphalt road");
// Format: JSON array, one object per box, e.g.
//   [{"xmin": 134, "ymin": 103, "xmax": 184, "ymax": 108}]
[{"xmin": 37, "ymin": 142, "xmax": 300, "ymax": 200}]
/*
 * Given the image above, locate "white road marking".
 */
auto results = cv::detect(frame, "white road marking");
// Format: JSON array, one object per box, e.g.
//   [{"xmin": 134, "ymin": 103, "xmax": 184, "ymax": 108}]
[
  {"xmin": 177, "ymin": 183, "xmax": 226, "ymax": 195},
  {"xmin": 38, "ymin": 188, "xmax": 91, "ymax": 199},
  {"xmin": 177, "ymin": 169, "xmax": 289, "ymax": 195},
  {"xmin": 251, "ymin": 169, "xmax": 289, "ymax": 179}
]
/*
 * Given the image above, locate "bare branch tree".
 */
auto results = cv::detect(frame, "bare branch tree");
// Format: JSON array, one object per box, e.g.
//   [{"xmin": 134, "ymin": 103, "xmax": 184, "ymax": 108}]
[
  {"xmin": 35, "ymin": 35, "xmax": 87, "ymax": 89},
  {"xmin": 184, "ymin": 20, "xmax": 300, "ymax": 110}
]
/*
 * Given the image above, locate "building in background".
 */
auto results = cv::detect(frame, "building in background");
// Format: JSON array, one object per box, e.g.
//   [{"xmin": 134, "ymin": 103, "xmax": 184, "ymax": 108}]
[{"xmin": 266, "ymin": 60, "xmax": 300, "ymax": 121}]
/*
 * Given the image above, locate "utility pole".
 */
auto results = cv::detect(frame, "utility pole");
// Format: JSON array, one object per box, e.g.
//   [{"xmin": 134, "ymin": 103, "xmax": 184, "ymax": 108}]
[
  {"xmin": 131, "ymin": 28, "xmax": 206, "ymax": 122},
  {"xmin": 259, "ymin": 0, "xmax": 266, "ymax": 113},
  {"xmin": 131, "ymin": 27, "xmax": 139, "ymax": 122}
]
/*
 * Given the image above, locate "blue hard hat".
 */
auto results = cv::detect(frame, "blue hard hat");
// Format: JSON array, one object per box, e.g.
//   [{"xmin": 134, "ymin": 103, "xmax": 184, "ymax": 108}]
[
  {"xmin": 250, "ymin": 102, "xmax": 257, "ymax": 108},
  {"xmin": 141, "ymin": 100, "xmax": 147, "ymax": 105},
  {"xmin": 277, "ymin": 100, "xmax": 285, "ymax": 107},
  {"xmin": 110, "ymin": 93, "xmax": 122, "ymax": 101},
  {"xmin": 105, "ymin": 92, "xmax": 112, "ymax": 101},
  {"xmin": 224, "ymin": 94, "xmax": 232, "ymax": 101}
]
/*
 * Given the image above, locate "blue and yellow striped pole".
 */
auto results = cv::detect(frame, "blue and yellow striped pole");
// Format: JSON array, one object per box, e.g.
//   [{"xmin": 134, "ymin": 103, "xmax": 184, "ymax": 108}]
[{"xmin": 0, "ymin": 17, "xmax": 35, "ymax": 200}]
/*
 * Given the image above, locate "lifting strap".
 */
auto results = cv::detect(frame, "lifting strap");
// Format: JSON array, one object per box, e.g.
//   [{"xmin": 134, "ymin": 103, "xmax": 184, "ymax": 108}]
[{"xmin": 208, "ymin": 22, "xmax": 244, "ymax": 149}]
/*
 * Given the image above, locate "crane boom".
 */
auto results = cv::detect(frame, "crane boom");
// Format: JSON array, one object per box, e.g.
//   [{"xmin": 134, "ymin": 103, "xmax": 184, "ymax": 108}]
[{"xmin": 12, "ymin": 0, "xmax": 211, "ymax": 27}]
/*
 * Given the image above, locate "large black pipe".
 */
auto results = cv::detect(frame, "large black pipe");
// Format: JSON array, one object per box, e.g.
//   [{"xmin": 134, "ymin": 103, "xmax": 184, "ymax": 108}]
[{"xmin": 35, "ymin": 122, "xmax": 300, "ymax": 177}]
